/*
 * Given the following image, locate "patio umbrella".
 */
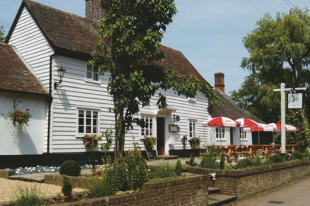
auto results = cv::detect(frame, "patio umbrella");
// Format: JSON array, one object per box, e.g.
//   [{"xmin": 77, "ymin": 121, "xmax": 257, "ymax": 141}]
[
  {"xmin": 236, "ymin": 118, "xmax": 258, "ymax": 128},
  {"xmin": 244, "ymin": 124, "xmax": 275, "ymax": 145},
  {"xmin": 268, "ymin": 123, "xmax": 299, "ymax": 132},
  {"xmin": 203, "ymin": 116, "xmax": 239, "ymax": 128}
]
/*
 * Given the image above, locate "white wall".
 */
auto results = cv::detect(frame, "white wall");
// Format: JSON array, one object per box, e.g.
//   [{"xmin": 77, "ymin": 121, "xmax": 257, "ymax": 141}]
[
  {"xmin": 0, "ymin": 93, "xmax": 47, "ymax": 155},
  {"xmin": 8, "ymin": 7, "xmax": 54, "ymax": 153},
  {"xmin": 208, "ymin": 127, "xmax": 253, "ymax": 146},
  {"xmin": 52, "ymin": 55, "xmax": 211, "ymax": 154}
]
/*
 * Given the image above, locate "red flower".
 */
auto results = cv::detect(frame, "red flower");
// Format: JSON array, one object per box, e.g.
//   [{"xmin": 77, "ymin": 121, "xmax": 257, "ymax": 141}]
[
  {"xmin": 64, "ymin": 195, "xmax": 68, "ymax": 199},
  {"xmin": 49, "ymin": 199, "xmax": 56, "ymax": 203}
]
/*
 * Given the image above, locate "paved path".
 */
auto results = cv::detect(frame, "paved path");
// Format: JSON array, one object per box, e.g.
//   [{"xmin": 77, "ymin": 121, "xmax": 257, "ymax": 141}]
[{"xmin": 230, "ymin": 175, "xmax": 310, "ymax": 206}]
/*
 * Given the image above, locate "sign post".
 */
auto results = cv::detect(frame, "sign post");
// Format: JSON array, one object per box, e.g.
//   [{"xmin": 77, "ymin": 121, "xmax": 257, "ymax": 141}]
[{"xmin": 273, "ymin": 83, "xmax": 306, "ymax": 153}]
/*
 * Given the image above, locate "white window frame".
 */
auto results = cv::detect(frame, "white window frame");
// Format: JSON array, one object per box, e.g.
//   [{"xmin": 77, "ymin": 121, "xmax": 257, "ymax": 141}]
[
  {"xmin": 189, "ymin": 120, "xmax": 196, "ymax": 138},
  {"xmin": 216, "ymin": 127, "xmax": 225, "ymax": 139},
  {"xmin": 77, "ymin": 108, "xmax": 100, "ymax": 135},
  {"xmin": 141, "ymin": 115, "xmax": 153, "ymax": 137},
  {"xmin": 86, "ymin": 64, "xmax": 100, "ymax": 81},
  {"xmin": 240, "ymin": 128, "xmax": 247, "ymax": 140}
]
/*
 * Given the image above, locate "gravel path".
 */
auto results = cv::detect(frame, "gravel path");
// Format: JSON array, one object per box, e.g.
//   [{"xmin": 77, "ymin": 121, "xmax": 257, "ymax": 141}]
[{"xmin": 0, "ymin": 178, "xmax": 85, "ymax": 202}]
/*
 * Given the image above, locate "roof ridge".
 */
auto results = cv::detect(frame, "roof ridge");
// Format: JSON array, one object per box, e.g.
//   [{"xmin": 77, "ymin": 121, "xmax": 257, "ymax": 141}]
[{"xmin": 23, "ymin": 0, "xmax": 96, "ymax": 23}]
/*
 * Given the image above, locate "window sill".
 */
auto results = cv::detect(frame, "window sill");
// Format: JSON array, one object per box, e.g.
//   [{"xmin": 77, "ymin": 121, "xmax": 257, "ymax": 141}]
[
  {"xmin": 75, "ymin": 134, "xmax": 101, "ymax": 139},
  {"xmin": 84, "ymin": 78, "xmax": 101, "ymax": 85}
]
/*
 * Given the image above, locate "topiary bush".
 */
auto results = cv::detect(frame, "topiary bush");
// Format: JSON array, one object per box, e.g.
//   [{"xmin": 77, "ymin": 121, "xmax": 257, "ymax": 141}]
[
  {"xmin": 175, "ymin": 158, "xmax": 183, "ymax": 176},
  {"xmin": 59, "ymin": 160, "xmax": 81, "ymax": 176},
  {"xmin": 62, "ymin": 176, "xmax": 72, "ymax": 199}
]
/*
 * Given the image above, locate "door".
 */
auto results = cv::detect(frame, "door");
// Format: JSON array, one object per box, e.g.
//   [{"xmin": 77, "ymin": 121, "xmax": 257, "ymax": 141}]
[
  {"xmin": 157, "ymin": 117, "xmax": 165, "ymax": 155},
  {"xmin": 230, "ymin": 128, "xmax": 234, "ymax": 145}
]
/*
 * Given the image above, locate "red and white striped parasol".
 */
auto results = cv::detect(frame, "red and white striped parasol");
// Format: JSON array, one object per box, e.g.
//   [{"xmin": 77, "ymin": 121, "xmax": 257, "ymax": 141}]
[
  {"xmin": 203, "ymin": 117, "xmax": 239, "ymax": 128},
  {"xmin": 235, "ymin": 118, "xmax": 259, "ymax": 128},
  {"xmin": 244, "ymin": 123, "xmax": 275, "ymax": 132},
  {"xmin": 268, "ymin": 123, "xmax": 299, "ymax": 132}
]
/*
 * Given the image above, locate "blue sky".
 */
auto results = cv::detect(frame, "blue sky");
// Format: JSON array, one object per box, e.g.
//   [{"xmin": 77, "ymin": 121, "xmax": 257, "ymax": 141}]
[{"xmin": 1, "ymin": 0, "xmax": 310, "ymax": 94}]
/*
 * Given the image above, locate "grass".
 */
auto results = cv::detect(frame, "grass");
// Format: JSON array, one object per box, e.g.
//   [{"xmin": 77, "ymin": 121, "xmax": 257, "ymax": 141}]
[{"xmin": 13, "ymin": 186, "xmax": 44, "ymax": 206}]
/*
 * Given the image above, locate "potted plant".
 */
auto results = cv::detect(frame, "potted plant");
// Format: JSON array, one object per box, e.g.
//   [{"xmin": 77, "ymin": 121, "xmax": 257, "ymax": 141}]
[
  {"xmin": 7, "ymin": 108, "xmax": 31, "ymax": 127},
  {"xmin": 141, "ymin": 136, "xmax": 157, "ymax": 150},
  {"xmin": 188, "ymin": 137, "xmax": 200, "ymax": 149},
  {"xmin": 82, "ymin": 134, "xmax": 100, "ymax": 150}
]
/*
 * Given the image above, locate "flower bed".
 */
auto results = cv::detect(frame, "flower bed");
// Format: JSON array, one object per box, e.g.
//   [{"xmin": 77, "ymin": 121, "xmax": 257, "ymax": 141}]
[{"xmin": 188, "ymin": 158, "xmax": 310, "ymax": 198}]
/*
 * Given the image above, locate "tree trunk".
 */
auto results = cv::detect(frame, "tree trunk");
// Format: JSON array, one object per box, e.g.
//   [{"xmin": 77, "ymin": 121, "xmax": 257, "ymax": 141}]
[{"xmin": 113, "ymin": 100, "xmax": 126, "ymax": 157}]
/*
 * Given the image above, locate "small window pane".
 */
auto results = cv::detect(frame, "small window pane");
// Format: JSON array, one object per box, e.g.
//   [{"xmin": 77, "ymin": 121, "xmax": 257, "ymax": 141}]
[
  {"xmin": 86, "ymin": 126, "xmax": 91, "ymax": 133},
  {"xmin": 79, "ymin": 110, "xmax": 84, "ymax": 118},
  {"xmin": 79, "ymin": 126, "xmax": 84, "ymax": 133},
  {"xmin": 86, "ymin": 118, "xmax": 91, "ymax": 126},
  {"xmin": 79, "ymin": 118, "xmax": 84, "ymax": 125},
  {"xmin": 93, "ymin": 127, "xmax": 97, "ymax": 133},
  {"xmin": 93, "ymin": 119, "xmax": 97, "ymax": 127}
]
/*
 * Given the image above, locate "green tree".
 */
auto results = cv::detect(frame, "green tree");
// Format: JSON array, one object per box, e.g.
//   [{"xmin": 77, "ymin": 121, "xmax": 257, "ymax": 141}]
[
  {"xmin": 92, "ymin": 0, "xmax": 221, "ymax": 155},
  {"xmin": 232, "ymin": 8, "xmax": 310, "ymax": 123},
  {"xmin": 0, "ymin": 26, "xmax": 5, "ymax": 42}
]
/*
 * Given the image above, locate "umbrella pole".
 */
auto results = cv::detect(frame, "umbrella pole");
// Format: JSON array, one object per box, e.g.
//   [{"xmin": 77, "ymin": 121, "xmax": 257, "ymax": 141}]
[{"xmin": 258, "ymin": 132, "xmax": 260, "ymax": 145}]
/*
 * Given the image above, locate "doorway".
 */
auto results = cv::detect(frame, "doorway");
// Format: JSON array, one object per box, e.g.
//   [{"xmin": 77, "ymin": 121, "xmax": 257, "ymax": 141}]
[
  {"xmin": 230, "ymin": 128, "xmax": 234, "ymax": 145},
  {"xmin": 157, "ymin": 117, "xmax": 165, "ymax": 155}
]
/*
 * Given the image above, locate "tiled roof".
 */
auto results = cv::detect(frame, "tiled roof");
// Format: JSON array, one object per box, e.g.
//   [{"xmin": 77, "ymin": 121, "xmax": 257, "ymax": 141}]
[
  {"xmin": 0, "ymin": 43, "xmax": 46, "ymax": 95},
  {"xmin": 208, "ymin": 89, "xmax": 264, "ymax": 123},
  {"xmin": 9, "ymin": 0, "xmax": 207, "ymax": 84}
]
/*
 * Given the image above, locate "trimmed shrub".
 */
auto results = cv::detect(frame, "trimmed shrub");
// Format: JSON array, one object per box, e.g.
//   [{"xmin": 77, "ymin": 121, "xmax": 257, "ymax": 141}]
[
  {"xmin": 14, "ymin": 186, "xmax": 44, "ymax": 206},
  {"xmin": 200, "ymin": 155, "xmax": 218, "ymax": 169},
  {"xmin": 59, "ymin": 160, "xmax": 81, "ymax": 176},
  {"xmin": 291, "ymin": 151, "xmax": 303, "ymax": 160},
  {"xmin": 62, "ymin": 176, "xmax": 72, "ymax": 199},
  {"xmin": 175, "ymin": 158, "xmax": 183, "ymax": 176},
  {"xmin": 234, "ymin": 159, "xmax": 252, "ymax": 169},
  {"xmin": 268, "ymin": 154, "xmax": 285, "ymax": 163}
]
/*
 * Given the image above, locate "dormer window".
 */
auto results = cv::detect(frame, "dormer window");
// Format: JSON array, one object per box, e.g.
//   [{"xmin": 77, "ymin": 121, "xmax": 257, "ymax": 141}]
[{"xmin": 86, "ymin": 64, "xmax": 99, "ymax": 81}]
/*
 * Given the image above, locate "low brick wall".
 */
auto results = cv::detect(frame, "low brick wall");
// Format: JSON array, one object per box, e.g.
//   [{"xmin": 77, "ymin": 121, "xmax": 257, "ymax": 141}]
[
  {"xmin": 48, "ymin": 175, "xmax": 208, "ymax": 206},
  {"xmin": 44, "ymin": 174, "xmax": 98, "ymax": 188},
  {"xmin": 0, "ymin": 169, "xmax": 15, "ymax": 178},
  {"xmin": 188, "ymin": 159, "xmax": 310, "ymax": 198}
]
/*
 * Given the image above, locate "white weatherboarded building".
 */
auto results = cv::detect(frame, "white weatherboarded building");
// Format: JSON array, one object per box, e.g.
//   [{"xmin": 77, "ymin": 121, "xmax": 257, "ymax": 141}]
[{"xmin": 0, "ymin": 0, "xmax": 260, "ymax": 162}]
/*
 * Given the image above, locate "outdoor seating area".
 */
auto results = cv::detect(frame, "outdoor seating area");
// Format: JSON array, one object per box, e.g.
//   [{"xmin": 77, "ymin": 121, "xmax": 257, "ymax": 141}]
[{"xmin": 206, "ymin": 144, "xmax": 296, "ymax": 161}]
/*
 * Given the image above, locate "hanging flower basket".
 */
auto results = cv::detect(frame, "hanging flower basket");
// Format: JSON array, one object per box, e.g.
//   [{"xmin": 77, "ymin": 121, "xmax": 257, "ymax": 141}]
[
  {"xmin": 188, "ymin": 137, "xmax": 200, "ymax": 149},
  {"xmin": 7, "ymin": 108, "xmax": 31, "ymax": 127},
  {"xmin": 82, "ymin": 134, "xmax": 100, "ymax": 150}
]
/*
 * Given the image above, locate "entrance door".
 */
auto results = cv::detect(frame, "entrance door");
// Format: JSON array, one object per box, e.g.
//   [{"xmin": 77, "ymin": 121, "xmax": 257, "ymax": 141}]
[
  {"xmin": 230, "ymin": 128, "xmax": 234, "ymax": 145},
  {"xmin": 157, "ymin": 117, "xmax": 165, "ymax": 155}
]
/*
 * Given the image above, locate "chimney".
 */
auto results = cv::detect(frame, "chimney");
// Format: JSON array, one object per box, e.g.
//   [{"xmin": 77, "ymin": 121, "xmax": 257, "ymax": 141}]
[
  {"xmin": 85, "ymin": 0, "xmax": 104, "ymax": 22},
  {"xmin": 214, "ymin": 72, "xmax": 225, "ymax": 93}
]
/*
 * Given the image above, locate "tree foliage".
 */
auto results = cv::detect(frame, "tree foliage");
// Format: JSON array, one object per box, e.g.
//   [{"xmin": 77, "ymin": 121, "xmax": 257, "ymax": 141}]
[
  {"xmin": 92, "ymin": 0, "xmax": 221, "ymax": 155},
  {"xmin": 0, "ymin": 26, "xmax": 5, "ymax": 42},
  {"xmin": 232, "ymin": 8, "xmax": 310, "ymax": 123}
]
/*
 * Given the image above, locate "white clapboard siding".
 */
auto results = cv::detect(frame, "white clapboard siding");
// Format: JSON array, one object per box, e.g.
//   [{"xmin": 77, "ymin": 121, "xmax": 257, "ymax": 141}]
[
  {"xmin": 52, "ymin": 56, "xmax": 211, "ymax": 154},
  {"xmin": 8, "ymin": 7, "xmax": 54, "ymax": 153}
]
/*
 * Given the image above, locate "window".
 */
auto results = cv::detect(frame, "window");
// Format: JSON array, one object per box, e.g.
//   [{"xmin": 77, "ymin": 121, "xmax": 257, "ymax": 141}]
[
  {"xmin": 141, "ymin": 116, "xmax": 153, "ymax": 137},
  {"xmin": 216, "ymin": 128, "xmax": 225, "ymax": 139},
  {"xmin": 86, "ymin": 64, "xmax": 99, "ymax": 81},
  {"xmin": 189, "ymin": 120, "xmax": 196, "ymax": 138},
  {"xmin": 78, "ymin": 109, "xmax": 99, "ymax": 134},
  {"xmin": 240, "ymin": 128, "xmax": 247, "ymax": 140}
]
